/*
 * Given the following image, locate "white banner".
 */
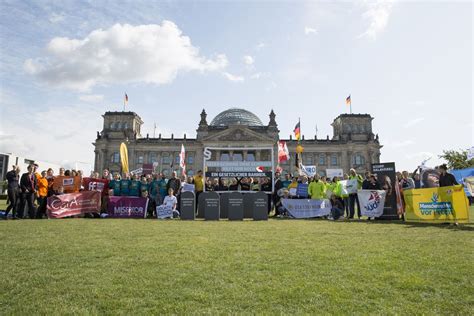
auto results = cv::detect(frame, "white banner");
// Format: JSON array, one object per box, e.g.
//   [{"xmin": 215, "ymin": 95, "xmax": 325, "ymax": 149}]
[
  {"xmin": 357, "ymin": 190, "xmax": 387, "ymax": 218},
  {"xmin": 300, "ymin": 165, "xmax": 317, "ymax": 177},
  {"xmin": 346, "ymin": 179, "xmax": 358, "ymax": 194},
  {"xmin": 326, "ymin": 169, "xmax": 343, "ymax": 179},
  {"xmin": 339, "ymin": 180, "xmax": 349, "ymax": 196},
  {"xmin": 281, "ymin": 198, "xmax": 331, "ymax": 218},
  {"xmin": 156, "ymin": 205, "xmax": 173, "ymax": 219},
  {"xmin": 206, "ymin": 161, "xmax": 273, "ymax": 167}
]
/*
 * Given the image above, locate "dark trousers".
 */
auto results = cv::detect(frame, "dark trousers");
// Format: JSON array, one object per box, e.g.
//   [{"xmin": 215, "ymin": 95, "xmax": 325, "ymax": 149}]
[
  {"xmin": 5, "ymin": 188, "xmax": 19, "ymax": 217},
  {"xmin": 36, "ymin": 196, "xmax": 47, "ymax": 219},
  {"xmin": 349, "ymin": 194, "xmax": 361, "ymax": 218},
  {"xmin": 343, "ymin": 197, "xmax": 350, "ymax": 217},
  {"xmin": 18, "ymin": 192, "xmax": 36, "ymax": 219}
]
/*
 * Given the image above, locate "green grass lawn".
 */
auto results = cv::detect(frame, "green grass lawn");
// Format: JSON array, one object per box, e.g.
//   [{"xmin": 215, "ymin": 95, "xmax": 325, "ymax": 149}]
[{"xmin": 0, "ymin": 215, "xmax": 473, "ymax": 314}]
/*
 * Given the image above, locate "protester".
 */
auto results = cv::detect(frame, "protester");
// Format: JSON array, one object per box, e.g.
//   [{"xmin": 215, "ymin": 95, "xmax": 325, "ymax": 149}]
[
  {"xmin": 193, "ymin": 169, "xmax": 204, "ymax": 193},
  {"xmin": 129, "ymin": 174, "xmax": 141, "ymax": 197},
  {"xmin": 273, "ymin": 172, "xmax": 283, "ymax": 214},
  {"xmin": 281, "ymin": 173, "xmax": 292, "ymax": 188},
  {"xmin": 149, "ymin": 174, "xmax": 160, "ymax": 202},
  {"xmin": 18, "ymin": 164, "xmax": 38, "ymax": 219},
  {"xmin": 166, "ymin": 171, "xmax": 181, "ymax": 196},
  {"xmin": 329, "ymin": 194, "xmax": 344, "ymax": 220},
  {"xmin": 252, "ymin": 178, "xmax": 260, "ymax": 191},
  {"xmin": 215, "ymin": 178, "xmax": 228, "ymax": 191},
  {"xmin": 59, "ymin": 167, "xmax": 65, "ymax": 176},
  {"xmin": 109, "ymin": 173, "xmax": 121, "ymax": 196},
  {"xmin": 240, "ymin": 177, "xmax": 251, "ymax": 191},
  {"xmin": 348, "ymin": 168, "xmax": 363, "ymax": 219},
  {"xmin": 120, "ymin": 173, "xmax": 131, "ymax": 196},
  {"xmin": 158, "ymin": 173, "xmax": 168, "ymax": 204},
  {"xmin": 163, "ymin": 188, "xmax": 180, "ymax": 218},
  {"xmin": 400, "ymin": 171, "xmax": 415, "ymax": 190},
  {"xmin": 438, "ymin": 164, "xmax": 458, "ymax": 187},
  {"xmin": 341, "ymin": 174, "xmax": 350, "ymax": 218},
  {"xmin": 228, "ymin": 179, "xmax": 239, "ymax": 191},
  {"xmin": 4, "ymin": 165, "xmax": 20, "ymax": 219},
  {"xmin": 308, "ymin": 174, "xmax": 326, "ymax": 200},
  {"xmin": 36, "ymin": 170, "xmax": 49, "ymax": 219},
  {"xmin": 142, "ymin": 190, "xmax": 156, "ymax": 218}
]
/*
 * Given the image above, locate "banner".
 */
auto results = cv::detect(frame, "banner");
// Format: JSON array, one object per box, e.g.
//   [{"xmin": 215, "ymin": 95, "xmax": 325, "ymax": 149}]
[
  {"xmin": 296, "ymin": 183, "xmax": 309, "ymax": 198},
  {"xmin": 205, "ymin": 171, "xmax": 272, "ymax": 178},
  {"xmin": 281, "ymin": 198, "xmax": 331, "ymax": 218},
  {"xmin": 357, "ymin": 190, "xmax": 387, "ymax": 218},
  {"xmin": 156, "ymin": 205, "xmax": 174, "ymax": 219},
  {"xmin": 82, "ymin": 177, "xmax": 109, "ymax": 196},
  {"xmin": 403, "ymin": 185, "xmax": 469, "ymax": 224},
  {"xmin": 142, "ymin": 163, "xmax": 154, "ymax": 175},
  {"xmin": 338, "ymin": 180, "xmax": 349, "ymax": 196},
  {"xmin": 300, "ymin": 165, "xmax": 316, "ymax": 177},
  {"xmin": 372, "ymin": 162, "xmax": 398, "ymax": 219},
  {"xmin": 326, "ymin": 169, "xmax": 343, "ymax": 179},
  {"xmin": 53, "ymin": 176, "xmax": 81, "ymax": 193},
  {"xmin": 107, "ymin": 196, "xmax": 148, "ymax": 218},
  {"xmin": 47, "ymin": 191, "xmax": 101, "ymax": 218},
  {"xmin": 278, "ymin": 140, "xmax": 290, "ymax": 163}
]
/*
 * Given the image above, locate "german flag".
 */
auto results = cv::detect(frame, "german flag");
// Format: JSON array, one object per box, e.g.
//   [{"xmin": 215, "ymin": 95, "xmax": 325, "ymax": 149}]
[
  {"xmin": 346, "ymin": 95, "xmax": 351, "ymax": 106},
  {"xmin": 294, "ymin": 121, "xmax": 301, "ymax": 141}
]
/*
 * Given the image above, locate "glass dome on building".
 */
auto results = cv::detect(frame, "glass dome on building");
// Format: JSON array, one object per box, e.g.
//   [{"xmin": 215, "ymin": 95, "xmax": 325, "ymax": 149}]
[{"xmin": 210, "ymin": 108, "xmax": 263, "ymax": 126}]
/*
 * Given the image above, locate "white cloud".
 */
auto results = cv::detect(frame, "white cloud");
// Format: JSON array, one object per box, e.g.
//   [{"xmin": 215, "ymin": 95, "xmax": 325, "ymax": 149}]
[
  {"xmin": 304, "ymin": 26, "xmax": 317, "ymax": 35},
  {"xmin": 250, "ymin": 72, "xmax": 262, "ymax": 79},
  {"xmin": 49, "ymin": 12, "xmax": 66, "ymax": 23},
  {"xmin": 222, "ymin": 72, "xmax": 244, "ymax": 82},
  {"xmin": 358, "ymin": 0, "xmax": 395, "ymax": 40},
  {"xmin": 256, "ymin": 42, "xmax": 266, "ymax": 50},
  {"xmin": 243, "ymin": 55, "xmax": 254, "ymax": 65},
  {"xmin": 79, "ymin": 94, "xmax": 104, "ymax": 103},
  {"xmin": 404, "ymin": 117, "xmax": 425, "ymax": 128},
  {"xmin": 24, "ymin": 21, "xmax": 228, "ymax": 91}
]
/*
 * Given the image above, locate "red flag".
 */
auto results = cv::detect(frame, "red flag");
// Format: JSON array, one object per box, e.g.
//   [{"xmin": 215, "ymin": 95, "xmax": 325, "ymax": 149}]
[{"xmin": 180, "ymin": 144, "xmax": 186, "ymax": 176}]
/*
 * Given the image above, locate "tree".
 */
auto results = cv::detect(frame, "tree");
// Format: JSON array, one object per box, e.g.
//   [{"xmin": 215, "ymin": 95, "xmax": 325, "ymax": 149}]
[{"xmin": 439, "ymin": 149, "xmax": 474, "ymax": 170}]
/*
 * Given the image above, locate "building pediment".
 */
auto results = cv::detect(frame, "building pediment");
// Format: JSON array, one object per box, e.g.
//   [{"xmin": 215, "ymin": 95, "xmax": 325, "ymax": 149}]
[{"xmin": 201, "ymin": 126, "xmax": 274, "ymax": 142}]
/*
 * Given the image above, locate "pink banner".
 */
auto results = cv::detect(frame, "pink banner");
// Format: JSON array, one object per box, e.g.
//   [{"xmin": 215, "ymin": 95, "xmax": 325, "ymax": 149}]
[{"xmin": 47, "ymin": 191, "xmax": 101, "ymax": 218}]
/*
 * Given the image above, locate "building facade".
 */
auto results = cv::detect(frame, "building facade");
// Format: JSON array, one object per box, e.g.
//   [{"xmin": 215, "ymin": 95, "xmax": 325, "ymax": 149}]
[{"xmin": 93, "ymin": 108, "xmax": 382, "ymax": 177}]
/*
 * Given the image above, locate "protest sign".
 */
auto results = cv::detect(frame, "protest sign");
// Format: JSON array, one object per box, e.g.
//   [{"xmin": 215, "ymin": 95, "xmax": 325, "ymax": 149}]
[
  {"xmin": 345, "ymin": 179, "xmax": 358, "ymax": 194},
  {"xmin": 281, "ymin": 198, "xmax": 331, "ymax": 218},
  {"xmin": 53, "ymin": 176, "xmax": 81, "ymax": 193},
  {"xmin": 107, "ymin": 196, "xmax": 148, "ymax": 218},
  {"xmin": 156, "ymin": 205, "xmax": 174, "ymax": 219},
  {"xmin": 357, "ymin": 190, "xmax": 387, "ymax": 218},
  {"xmin": 82, "ymin": 177, "xmax": 109, "ymax": 196},
  {"xmin": 326, "ymin": 169, "xmax": 343, "ymax": 179},
  {"xmin": 182, "ymin": 183, "xmax": 195, "ymax": 192},
  {"xmin": 300, "ymin": 165, "xmax": 316, "ymax": 177},
  {"xmin": 403, "ymin": 185, "xmax": 469, "ymax": 224},
  {"xmin": 296, "ymin": 183, "xmax": 309, "ymax": 198},
  {"xmin": 47, "ymin": 191, "xmax": 101, "ymax": 218}
]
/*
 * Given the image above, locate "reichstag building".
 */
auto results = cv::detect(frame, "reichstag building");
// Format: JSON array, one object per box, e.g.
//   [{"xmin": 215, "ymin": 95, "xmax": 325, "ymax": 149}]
[{"xmin": 93, "ymin": 108, "xmax": 382, "ymax": 176}]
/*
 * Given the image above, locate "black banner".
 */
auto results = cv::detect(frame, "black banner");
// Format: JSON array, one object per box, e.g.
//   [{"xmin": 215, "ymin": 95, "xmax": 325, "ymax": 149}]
[{"xmin": 371, "ymin": 162, "xmax": 398, "ymax": 220}]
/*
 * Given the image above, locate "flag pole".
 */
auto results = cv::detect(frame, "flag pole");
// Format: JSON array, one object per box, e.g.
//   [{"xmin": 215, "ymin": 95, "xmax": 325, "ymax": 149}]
[
  {"xmin": 350, "ymin": 95, "xmax": 352, "ymax": 114},
  {"xmin": 123, "ymin": 93, "xmax": 125, "ymax": 112}
]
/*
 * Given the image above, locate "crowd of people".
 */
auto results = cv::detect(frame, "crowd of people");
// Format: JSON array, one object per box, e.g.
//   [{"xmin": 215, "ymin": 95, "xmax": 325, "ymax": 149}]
[{"xmin": 1, "ymin": 162, "xmax": 461, "ymax": 220}]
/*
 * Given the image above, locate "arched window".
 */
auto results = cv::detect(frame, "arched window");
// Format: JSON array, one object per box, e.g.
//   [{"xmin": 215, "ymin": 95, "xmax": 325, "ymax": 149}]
[
  {"xmin": 149, "ymin": 152, "xmax": 158, "ymax": 163},
  {"xmin": 330, "ymin": 154, "xmax": 338, "ymax": 166},
  {"xmin": 220, "ymin": 152, "xmax": 230, "ymax": 161},
  {"xmin": 232, "ymin": 152, "xmax": 243, "ymax": 161},
  {"xmin": 246, "ymin": 152, "xmax": 255, "ymax": 161},
  {"xmin": 353, "ymin": 153, "xmax": 366, "ymax": 166},
  {"xmin": 319, "ymin": 154, "xmax": 326, "ymax": 165},
  {"xmin": 161, "ymin": 152, "xmax": 171, "ymax": 165},
  {"xmin": 111, "ymin": 152, "xmax": 120, "ymax": 163}
]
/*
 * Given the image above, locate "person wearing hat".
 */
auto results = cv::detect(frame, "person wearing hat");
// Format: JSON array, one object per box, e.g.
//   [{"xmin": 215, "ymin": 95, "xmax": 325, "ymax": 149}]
[{"xmin": 4, "ymin": 165, "xmax": 20, "ymax": 219}]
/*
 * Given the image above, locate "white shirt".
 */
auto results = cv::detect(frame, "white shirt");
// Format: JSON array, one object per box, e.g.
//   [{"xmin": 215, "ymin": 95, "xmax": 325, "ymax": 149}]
[{"xmin": 163, "ymin": 195, "xmax": 177, "ymax": 209}]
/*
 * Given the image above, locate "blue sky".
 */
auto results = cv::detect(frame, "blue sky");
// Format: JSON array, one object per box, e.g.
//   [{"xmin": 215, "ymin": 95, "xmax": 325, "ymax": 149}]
[{"xmin": 0, "ymin": 0, "xmax": 472, "ymax": 171}]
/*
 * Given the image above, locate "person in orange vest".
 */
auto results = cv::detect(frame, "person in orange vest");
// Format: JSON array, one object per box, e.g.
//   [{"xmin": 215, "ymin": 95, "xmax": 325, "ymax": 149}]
[{"xmin": 36, "ymin": 170, "xmax": 49, "ymax": 219}]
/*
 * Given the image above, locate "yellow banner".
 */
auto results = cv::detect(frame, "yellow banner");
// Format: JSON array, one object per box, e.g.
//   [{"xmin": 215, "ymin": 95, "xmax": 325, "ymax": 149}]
[{"xmin": 403, "ymin": 185, "xmax": 469, "ymax": 223}]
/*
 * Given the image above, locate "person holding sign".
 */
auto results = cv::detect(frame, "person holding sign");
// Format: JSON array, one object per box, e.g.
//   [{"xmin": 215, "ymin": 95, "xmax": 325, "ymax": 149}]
[
  {"xmin": 362, "ymin": 174, "xmax": 381, "ymax": 221},
  {"xmin": 162, "ymin": 188, "xmax": 180, "ymax": 218}
]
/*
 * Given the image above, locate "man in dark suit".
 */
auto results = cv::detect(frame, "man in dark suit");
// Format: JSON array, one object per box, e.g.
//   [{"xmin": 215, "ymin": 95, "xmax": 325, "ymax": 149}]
[
  {"xmin": 4, "ymin": 165, "xmax": 20, "ymax": 219},
  {"xmin": 18, "ymin": 164, "xmax": 38, "ymax": 219}
]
